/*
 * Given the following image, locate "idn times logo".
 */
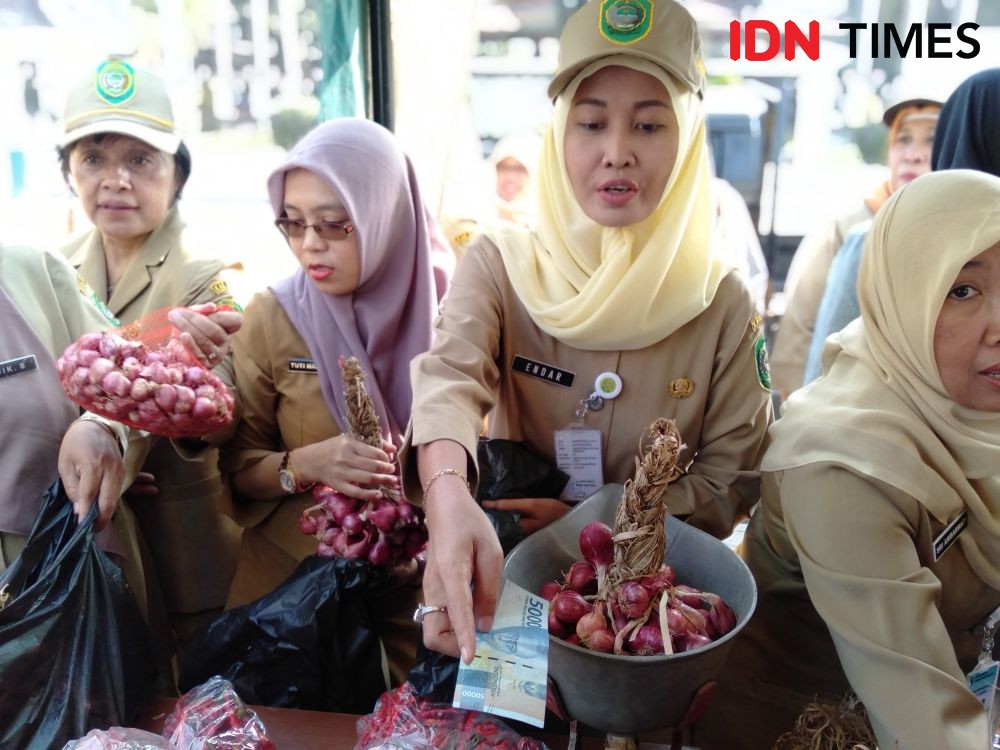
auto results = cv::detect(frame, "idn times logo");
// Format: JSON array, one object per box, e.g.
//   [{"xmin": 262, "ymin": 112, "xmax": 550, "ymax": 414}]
[{"xmin": 729, "ymin": 20, "xmax": 981, "ymax": 61}]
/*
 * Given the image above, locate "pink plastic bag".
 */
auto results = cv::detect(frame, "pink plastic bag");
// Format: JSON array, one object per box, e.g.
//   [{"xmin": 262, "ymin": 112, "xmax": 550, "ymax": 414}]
[
  {"xmin": 60, "ymin": 727, "xmax": 178, "ymax": 749},
  {"xmin": 356, "ymin": 683, "xmax": 549, "ymax": 750},
  {"xmin": 163, "ymin": 676, "xmax": 275, "ymax": 750},
  {"xmin": 57, "ymin": 305, "xmax": 234, "ymax": 437}
]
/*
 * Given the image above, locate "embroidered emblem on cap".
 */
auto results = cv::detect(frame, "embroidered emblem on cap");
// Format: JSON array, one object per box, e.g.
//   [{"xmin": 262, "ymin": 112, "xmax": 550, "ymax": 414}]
[
  {"xmin": 599, "ymin": 0, "xmax": 653, "ymax": 45},
  {"xmin": 668, "ymin": 378, "xmax": 694, "ymax": 399},
  {"xmin": 95, "ymin": 59, "xmax": 137, "ymax": 106}
]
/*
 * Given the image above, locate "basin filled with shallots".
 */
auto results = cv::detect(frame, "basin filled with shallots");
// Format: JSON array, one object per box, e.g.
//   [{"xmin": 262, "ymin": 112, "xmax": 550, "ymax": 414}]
[{"xmin": 501, "ymin": 420, "xmax": 757, "ymax": 735}]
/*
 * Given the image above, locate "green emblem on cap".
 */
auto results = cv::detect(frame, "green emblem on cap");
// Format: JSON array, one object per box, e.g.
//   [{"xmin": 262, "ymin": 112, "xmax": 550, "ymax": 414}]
[
  {"xmin": 95, "ymin": 59, "xmax": 136, "ymax": 106},
  {"xmin": 599, "ymin": 0, "xmax": 653, "ymax": 45},
  {"xmin": 753, "ymin": 334, "xmax": 771, "ymax": 391}
]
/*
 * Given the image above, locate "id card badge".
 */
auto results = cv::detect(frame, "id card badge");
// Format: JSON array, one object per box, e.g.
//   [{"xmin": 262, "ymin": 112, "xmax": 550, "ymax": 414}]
[
  {"xmin": 554, "ymin": 424, "xmax": 604, "ymax": 503},
  {"xmin": 968, "ymin": 604, "xmax": 1000, "ymax": 735},
  {"xmin": 968, "ymin": 659, "xmax": 999, "ymax": 709}
]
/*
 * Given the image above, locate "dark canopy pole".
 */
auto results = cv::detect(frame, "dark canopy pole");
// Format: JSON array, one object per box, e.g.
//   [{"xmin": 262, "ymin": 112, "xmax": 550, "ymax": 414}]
[{"xmin": 367, "ymin": 0, "xmax": 393, "ymax": 130}]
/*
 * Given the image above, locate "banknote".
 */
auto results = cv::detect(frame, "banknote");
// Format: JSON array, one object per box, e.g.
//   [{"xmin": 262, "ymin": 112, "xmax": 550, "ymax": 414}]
[{"xmin": 453, "ymin": 580, "xmax": 550, "ymax": 727}]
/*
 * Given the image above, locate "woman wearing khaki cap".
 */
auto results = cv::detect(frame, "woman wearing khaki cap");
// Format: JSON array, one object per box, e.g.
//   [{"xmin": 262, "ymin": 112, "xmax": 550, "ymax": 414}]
[
  {"xmin": 702, "ymin": 170, "xmax": 1000, "ymax": 749},
  {"xmin": 56, "ymin": 58, "xmax": 243, "ymax": 659},
  {"xmin": 403, "ymin": 0, "xmax": 772, "ymax": 664}
]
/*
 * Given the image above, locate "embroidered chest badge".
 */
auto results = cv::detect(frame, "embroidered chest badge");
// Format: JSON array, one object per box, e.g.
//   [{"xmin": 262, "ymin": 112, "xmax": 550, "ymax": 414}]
[
  {"xmin": 95, "ymin": 59, "xmax": 136, "ymax": 106},
  {"xmin": 599, "ymin": 0, "xmax": 653, "ymax": 45}
]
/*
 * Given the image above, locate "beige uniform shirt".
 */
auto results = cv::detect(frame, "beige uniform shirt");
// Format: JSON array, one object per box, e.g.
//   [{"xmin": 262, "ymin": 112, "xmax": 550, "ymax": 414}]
[
  {"xmin": 220, "ymin": 289, "xmax": 342, "ymax": 565},
  {"xmin": 63, "ymin": 208, "xmax": 241, "ymax": 614},
  {"xmin": 770, "ymin": 205, "xmax": 871, "ymax": 399},
  {"xmin": 407, "ymin": 237, "xmax": 773, "ymax": 538},
  {"xmin": 220, "ymin": 290, "xmax": 420, "ymax": 684},
  {"xmin": 703, "ymin": 463, "xmax": 998, "ymax": 750}
]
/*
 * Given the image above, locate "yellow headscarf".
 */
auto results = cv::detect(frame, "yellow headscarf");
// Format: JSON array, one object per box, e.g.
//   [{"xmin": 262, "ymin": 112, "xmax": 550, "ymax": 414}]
[
  {"xmin": 763, "ymin": 170, "xmax": 1000, "ymax": 588},
  {"xmin": 485, "ymin": 56, "xmax": 730, "ymax": 351}
]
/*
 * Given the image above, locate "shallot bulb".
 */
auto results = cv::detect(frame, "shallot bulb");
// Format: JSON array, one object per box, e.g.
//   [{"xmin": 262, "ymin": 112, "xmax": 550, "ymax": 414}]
[
  {"xmin": 551, "ymin": 590, "xmax": 593, "ymax": 625},
  {"xmin": 579, "ymin": 521, "xmax": 614, "ymax": 589}
]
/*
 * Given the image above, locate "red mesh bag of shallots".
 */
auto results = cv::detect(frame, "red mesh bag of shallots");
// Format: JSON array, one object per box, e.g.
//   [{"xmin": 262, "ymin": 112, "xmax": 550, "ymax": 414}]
[{"xmin": 56, "ymin": 304, "xmax": 234, "ymax": 438}]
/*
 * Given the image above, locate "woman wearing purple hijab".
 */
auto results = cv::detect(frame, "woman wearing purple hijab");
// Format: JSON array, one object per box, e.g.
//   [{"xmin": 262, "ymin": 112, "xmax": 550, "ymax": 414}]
[{"xmin": 220, "ymin": 118, "xmax": 446, "ymax": 684}]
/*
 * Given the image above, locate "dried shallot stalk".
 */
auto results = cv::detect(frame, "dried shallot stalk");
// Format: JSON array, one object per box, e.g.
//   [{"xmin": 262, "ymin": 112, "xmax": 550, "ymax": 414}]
[
  {"xmin": 607, "ymin": 418, "xmax": 684, "ymax": 591},
  {"xmin": 341, "ymin": 356, "xmax": 384, "ymax": 449},
  {"xmin": 772, "ymin": 693, "xmax": 877, "ymax": 750},
  {"xmin": 340, "ymin": 356, "xmax": 399, "ymax": 500}
]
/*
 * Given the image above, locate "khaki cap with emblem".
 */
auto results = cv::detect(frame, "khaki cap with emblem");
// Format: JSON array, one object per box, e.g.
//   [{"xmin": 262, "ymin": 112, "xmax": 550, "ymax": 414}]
[
  {"xmin": 548, "ymin": 0, "xmax": 706, "ymax": 101},
  {"xmin": 60, "ymin": 58, "xmax": 181, "ymax": 154}
]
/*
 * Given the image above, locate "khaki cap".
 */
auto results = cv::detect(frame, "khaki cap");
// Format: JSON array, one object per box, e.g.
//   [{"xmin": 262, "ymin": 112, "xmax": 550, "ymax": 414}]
[
  {"xmin": 548, "ymin": 0, "xmax": 706, "ymax": 101},
  {"xmin": 60, "ymin": 58, "xmax": 181, "ymax": 154},
  {"xmin": 882, "ymin": 96, "xmax": 942, "ymax": 127}
]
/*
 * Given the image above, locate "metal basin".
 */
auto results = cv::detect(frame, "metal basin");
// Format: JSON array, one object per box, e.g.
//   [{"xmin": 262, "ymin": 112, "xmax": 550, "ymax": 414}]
[{"xmin": 501, "ymin": 484, "xmax": 757, "ymax": 734}]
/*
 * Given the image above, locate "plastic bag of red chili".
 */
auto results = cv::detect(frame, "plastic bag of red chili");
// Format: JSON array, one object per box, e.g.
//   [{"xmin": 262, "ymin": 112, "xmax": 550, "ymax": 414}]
[
  {"xmin": 163, "ymin": 676, "xmax": 275, "ymax": 750},
  {"xmin": 57, "ymin": 304, "xmax": 235, "ymax": 437},
  {"xmin": 356, "ymin": 683, "xmax": 549, "ymax": 750}
]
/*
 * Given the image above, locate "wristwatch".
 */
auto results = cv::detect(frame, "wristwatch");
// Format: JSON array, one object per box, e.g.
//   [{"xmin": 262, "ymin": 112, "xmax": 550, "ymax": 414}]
[{"xmin": 278, "ymin": 451, "xmax": 305, "ymax": 494}]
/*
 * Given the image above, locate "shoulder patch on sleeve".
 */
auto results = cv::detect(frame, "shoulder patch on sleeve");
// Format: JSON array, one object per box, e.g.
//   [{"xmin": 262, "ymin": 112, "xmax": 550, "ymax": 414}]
[
  {"xmin": 77, "ymin": 273, "xmax": 120, "ymax": 327},
  {"xmin": 753, "ymin": 333, "xmax": 771, "ymax": 391}
]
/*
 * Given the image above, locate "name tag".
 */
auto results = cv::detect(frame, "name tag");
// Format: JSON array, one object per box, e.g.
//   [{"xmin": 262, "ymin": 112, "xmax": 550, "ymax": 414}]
[
  {"xmin": 288, "ymin": 358, "xmax": 318, "ymax": 374},
  {"xmin": 0, "ymin": 355, "xmax": 37, "ymax": 381},
  {"xmin": 933, "ymin": 510, "xmax": 968, "ymax": 561},
  {"xmin": 511, "ymin": 355, "xmax": 575, "ymax": 388}
]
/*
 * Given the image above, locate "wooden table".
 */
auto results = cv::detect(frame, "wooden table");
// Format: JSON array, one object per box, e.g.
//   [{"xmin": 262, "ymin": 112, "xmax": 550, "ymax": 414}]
[{"xmin": 134, "ymin": 697, "xmax": 604, "ymax": 750}]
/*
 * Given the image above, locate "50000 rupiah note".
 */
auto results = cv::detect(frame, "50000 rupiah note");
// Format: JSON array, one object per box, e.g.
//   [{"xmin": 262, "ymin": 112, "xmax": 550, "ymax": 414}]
[{"xmin": 453, "ymin": 581, "xmax": 550, "ymax": 727}]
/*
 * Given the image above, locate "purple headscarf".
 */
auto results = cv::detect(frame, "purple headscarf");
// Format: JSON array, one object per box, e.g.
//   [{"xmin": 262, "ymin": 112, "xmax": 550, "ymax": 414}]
[{"xmin": 269, "ymin": 118, "xmax": 444, "ymax": 445}]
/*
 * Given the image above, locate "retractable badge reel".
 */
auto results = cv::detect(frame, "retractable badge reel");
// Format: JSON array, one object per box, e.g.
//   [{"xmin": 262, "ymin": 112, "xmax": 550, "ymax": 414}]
[
  {"xmin": 554, "ymin": 372, "xmax": 622, "ymax": 503},
  {"xmin": 967, "ymin": 605, "xmax": 1000, "ymax": 732}
]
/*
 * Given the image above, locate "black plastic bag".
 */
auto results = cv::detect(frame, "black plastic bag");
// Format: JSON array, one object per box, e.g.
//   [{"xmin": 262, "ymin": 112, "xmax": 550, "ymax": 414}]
[
  {"xmin": 177, "ymin": 555, "xmax": 387, "ymax": 714},
  {"xmin": 409, "ymin": 439, "xmax": 568, "ymax": 701},
  {"xmin": 0, "ymin": 482, "xmax": 155, "ymax": 750},
  {"xmin": 477, "ymin": 438, "xmax": 570, "ymax": 555}
]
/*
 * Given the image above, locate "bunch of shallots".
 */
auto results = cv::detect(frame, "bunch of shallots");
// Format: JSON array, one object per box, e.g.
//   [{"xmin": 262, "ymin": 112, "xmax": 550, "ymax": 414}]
[
  {"xmin": 58, "ymin": 331, "xmax": 234, "ymax": 437},
  {"xmin": 298, "ymin": 357, "xmax": 427, "ymax": 569},
  {"xmin": 538, "ymin": 419, "xmax": 736, "ymax": 655}
]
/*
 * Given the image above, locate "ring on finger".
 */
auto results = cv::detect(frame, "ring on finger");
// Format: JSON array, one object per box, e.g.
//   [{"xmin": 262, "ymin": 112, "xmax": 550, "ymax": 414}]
[
  {"xmin": 413, "ymin": 603, "xmax": 448, "ymax": 624},
  {"xmin": 207, "ymin": 350, "xmax": 218, "ymax": 362}
]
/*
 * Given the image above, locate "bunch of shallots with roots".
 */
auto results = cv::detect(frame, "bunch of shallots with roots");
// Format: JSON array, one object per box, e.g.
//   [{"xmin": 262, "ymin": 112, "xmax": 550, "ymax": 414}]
[
  {"xmin": 539, "ymin": 419, "xmax": 737, "ymax": 655},
  {"xmin": 298, "ymin": 357, "xmax": 427, "ymax": 569}
]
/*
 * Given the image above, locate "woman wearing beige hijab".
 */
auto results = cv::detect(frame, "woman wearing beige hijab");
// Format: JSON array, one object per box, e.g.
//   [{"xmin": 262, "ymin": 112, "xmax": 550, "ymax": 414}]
[
  {"xmin": 404, "ymin": 0, "xmax": 772, "ymax": 664},
  {"xmin": 701, "ymin": 169, "xmax": 1000, "ymax": 749}
]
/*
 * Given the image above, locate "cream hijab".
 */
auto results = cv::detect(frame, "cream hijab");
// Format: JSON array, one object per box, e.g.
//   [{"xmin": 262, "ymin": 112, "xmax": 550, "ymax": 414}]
[
  {"xmin": 486, "ymin": 56, "xmax": 729, "ymax": 351},
  {"xmin": 763, "ymin": 170, "xmax": 1000, "ymax": 588}
]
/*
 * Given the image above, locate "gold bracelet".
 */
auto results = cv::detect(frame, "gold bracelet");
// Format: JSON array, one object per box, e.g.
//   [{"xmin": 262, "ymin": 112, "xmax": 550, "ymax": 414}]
[
  {"xmin": 74, "ymin": 414, "xmax": 125, "ymax": 457},
  {"xmin": 422, "ymin": 468, "xmax": 470, "ymax": 499}
]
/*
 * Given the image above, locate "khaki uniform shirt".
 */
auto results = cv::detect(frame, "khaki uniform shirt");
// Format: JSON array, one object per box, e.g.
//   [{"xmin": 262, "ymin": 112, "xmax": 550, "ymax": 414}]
[
  {"xmin": 704, "ymin": 462, "xmax": 997, "ymax": 749},
  {"xmin": 220, "ymin": 289, "xmax": 341, "ymax": 560},
  {"xmin": 407, "ymin": 237, "xmax": 773, "ymax": 538},
  {"xmin": 63, "ymin": 208, "xmax": 241, "ymax": 614},
  {"xmin": 220, "ymin": 291, "xmax": 420, "ymax": 684},
  {"xmin": 770, "ymin": 205, "xmax": 872, "ymax": 399}
]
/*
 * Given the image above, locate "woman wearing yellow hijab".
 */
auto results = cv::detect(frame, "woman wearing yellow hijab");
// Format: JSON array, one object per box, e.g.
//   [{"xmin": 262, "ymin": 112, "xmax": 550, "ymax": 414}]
[
  {"xmin": 702, "ymin": 170, "xmax": 1000, "ymax": 749},
  {"xmin": 404, "ymin": 0, "xmax": 772, "ymax": 664}
]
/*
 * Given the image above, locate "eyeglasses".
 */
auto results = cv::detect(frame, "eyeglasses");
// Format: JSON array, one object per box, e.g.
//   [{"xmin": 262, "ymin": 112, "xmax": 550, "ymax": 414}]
[{"xmin": 274, "ymin": 217, "xmax": 355, "ymax": 241}]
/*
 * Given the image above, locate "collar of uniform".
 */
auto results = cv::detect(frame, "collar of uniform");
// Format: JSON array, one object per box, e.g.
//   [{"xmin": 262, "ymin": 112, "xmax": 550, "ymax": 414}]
[{"xmin": 107, "ymin": 206, "xmax": 184, "ymax": 314}]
